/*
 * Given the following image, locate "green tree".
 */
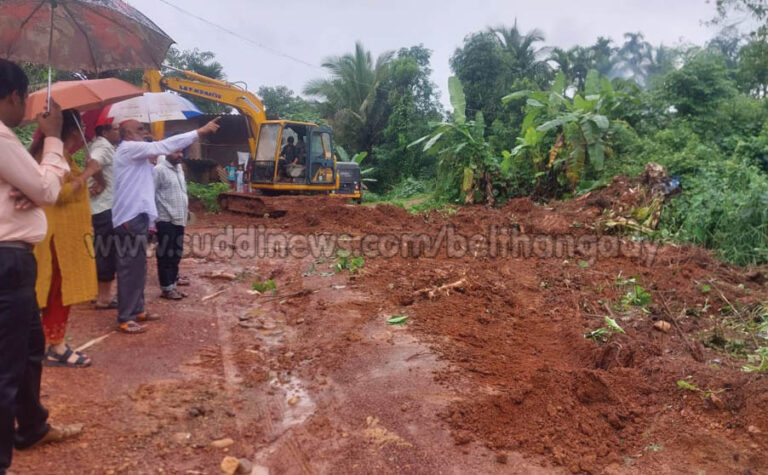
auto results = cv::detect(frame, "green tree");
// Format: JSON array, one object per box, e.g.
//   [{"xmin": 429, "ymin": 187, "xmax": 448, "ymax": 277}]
[
  {"xmin": 548, "ymin": 39, "xmax": 617, "ymax": 90},
  {"xmin": 549, "ymin": 48, "xmax": 574, "ymax": 82},
  {"xmin": 662, "ymin": 51, "xmax": 737, "ymax": 116},
  {"xmin": 737, "ymin": 31, "xmax": 768, "ymax": 96},
  {"xmin": 304, "ymin": 42, "xmax": 394, "ymax": 154},
  {"xmin": 449, "ymin": 31, "xmax": 507, "ymax": 127},
  {"xmin": 256, "ymin": 85, "xmax": 322, "ymax": 122},
  {"xmin": 708, "ymin": 27, "xmax": 743, "ymax": 68},
  {"xmin": 591, "ymin": 37, "xmax": 617, "ymax": 77},
  {"xmin": 100, "ymin": 47, "xmax": 230, "ymax": 113},
  {"xmin": 646, "ymin": 45, "xmax": 680, "ymax": 84},
  {"xmin": 450, "ymin": 22, "xmax": 549, "ymax": 132},
  {"xmin": 616, "ymin": 32, "xmax": 653, "ymax": 85},
  {"xmin": 164, "ymin": 47, "xmax": 228, "ymax": 114},
  {"xmin": 490, "ymin": 21, "xmax": 551, "ymax": 83},
  {"xmin": 373, "ymin": 45, "xmax": 443, "ymax": 189}
]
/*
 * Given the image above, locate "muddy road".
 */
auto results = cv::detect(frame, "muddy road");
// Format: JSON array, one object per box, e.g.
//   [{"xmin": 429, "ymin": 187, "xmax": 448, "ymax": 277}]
[{"xmin": 13, "ymin": 190, "xmax": 768, "ymax": 474}]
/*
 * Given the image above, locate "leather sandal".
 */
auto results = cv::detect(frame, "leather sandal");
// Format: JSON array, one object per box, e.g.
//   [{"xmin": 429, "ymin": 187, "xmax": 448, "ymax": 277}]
[{"xmin": 43, "ymin": 345, "xmax": 91, "ymax": 368}]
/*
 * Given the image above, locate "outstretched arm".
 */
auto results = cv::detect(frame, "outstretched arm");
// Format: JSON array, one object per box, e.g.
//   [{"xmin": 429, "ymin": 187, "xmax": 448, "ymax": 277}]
[{"xmin": 122, "ymin": 118, "xmax": 222, "ymax": 162}]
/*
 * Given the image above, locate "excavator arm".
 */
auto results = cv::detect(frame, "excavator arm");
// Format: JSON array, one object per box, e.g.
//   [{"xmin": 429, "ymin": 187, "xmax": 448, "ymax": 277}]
[
  {"xmin": 142, "ymin": 69, "xmax": 266, "ymax": 156},
  {"xmin": 140, "ymin": 68, "xmax": 357, "ymax": 211}
]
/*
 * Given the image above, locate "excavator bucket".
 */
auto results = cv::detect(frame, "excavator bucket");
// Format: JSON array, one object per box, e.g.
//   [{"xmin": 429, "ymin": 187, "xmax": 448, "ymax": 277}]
[{"xmin": 217, "ymin": 192, "xmax": 287, "ymax": 217}]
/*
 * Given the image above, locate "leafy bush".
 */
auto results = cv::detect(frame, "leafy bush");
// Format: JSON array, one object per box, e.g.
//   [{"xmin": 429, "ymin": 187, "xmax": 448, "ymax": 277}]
[
  {"xmin": 660, "ymin": 156, "xmax": 768, "ymax": 265},
  {"xmin": 388, "ymin": 177, "xmax": 431, "ymax": 200},
  {"xmin": 187, "ymin": 182, "xmax": 229, "ymax": 213}
]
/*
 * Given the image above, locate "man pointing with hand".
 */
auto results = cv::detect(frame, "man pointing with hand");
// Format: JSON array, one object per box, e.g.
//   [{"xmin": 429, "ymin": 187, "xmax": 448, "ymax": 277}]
[{"xmin": 111, "ymin": 117, "xmax": 221, "ymax": 334}]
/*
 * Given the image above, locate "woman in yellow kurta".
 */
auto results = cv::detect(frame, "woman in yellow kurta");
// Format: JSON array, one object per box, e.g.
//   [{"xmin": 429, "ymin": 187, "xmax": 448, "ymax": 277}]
[{"xmin": 32, "ymin": 110, "xmax": 100, "ymax": 368}]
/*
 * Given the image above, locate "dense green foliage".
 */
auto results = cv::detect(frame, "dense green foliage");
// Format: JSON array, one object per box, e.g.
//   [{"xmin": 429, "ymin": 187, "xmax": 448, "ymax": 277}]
[
  {"xmin": 13, "ymin": 3, "xmax": 768, "ymax": 266},
  {"xmin": 404, "ymin": 14, "xmax": 768, "ymax": 265},
  {"xmin": 187, "ymin": 182, "xmax": 229, "ymax": 213},
  {"xmin": 257, "ymin": 85, "xmax": 323, "ymax": 123},
  {"xmin": 303, "ymin": 43, "xmax": 442, "ymax": 192}
]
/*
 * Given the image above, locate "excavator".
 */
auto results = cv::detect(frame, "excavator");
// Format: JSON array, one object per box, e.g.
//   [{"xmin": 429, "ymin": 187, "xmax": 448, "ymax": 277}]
[{"xmin": 142, "ymin": 68, "xmax": 363, "ymax": 214}]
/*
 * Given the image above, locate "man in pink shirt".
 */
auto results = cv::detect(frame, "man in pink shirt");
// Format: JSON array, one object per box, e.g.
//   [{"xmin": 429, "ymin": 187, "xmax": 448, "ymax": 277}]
[{"xmin": 0, "ymin": 59, "xmax": 82, "ymax": 474}]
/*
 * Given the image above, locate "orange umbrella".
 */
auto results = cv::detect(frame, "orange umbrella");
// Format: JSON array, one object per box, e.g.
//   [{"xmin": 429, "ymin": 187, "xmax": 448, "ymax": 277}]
[{"xmin": 23, "ymin": 78, "xmax": 143, "ymax": 122}]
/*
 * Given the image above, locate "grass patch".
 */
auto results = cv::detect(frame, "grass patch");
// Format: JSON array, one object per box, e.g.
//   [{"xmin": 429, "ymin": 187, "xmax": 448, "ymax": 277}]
[
  {"xmin": 188, "ymin": 182, "xmax": 230, "ymax": 213},
  {"xmin": 252, "ymin": 279, "xmax": 277, "ymax": 293},
  {"xmin": 333, "ymin": 250, "xmax": 365, "ymax": 274}
]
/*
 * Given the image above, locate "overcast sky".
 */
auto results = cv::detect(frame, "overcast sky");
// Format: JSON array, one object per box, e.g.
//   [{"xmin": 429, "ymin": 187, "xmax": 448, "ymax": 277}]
[{"xmin": 127, "ymin": 0, "xmax": 722, "ymax": 109}]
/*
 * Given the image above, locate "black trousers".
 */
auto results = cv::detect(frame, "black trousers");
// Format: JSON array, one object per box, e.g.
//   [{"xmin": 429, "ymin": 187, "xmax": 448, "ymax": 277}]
[
  {"xmin": 0, "ymin": 248, "xmax": 50, "ymax": 473},
  {"xmin": 114, "ymin": 213, "xmax": 148, "ymax": 323},
  {"xmin": 92, "ymin": 209, "xmax": 116, "ymax": 282},
  {"xmin": 155, "ymin": 221, "xmax": 185, "ymax": 289}
]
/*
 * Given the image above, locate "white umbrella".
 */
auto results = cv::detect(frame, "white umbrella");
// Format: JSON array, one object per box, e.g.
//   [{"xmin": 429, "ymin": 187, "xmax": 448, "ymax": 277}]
[{"xmin": 96, "ymin": 92, "xmax": 202, "ymax": 125}]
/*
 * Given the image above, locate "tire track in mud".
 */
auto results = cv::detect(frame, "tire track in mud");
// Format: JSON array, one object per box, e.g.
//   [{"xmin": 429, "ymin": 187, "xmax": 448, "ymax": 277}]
[{"xmin": 195, "ymin": 244, "xmax": 318, "ymax": 473}]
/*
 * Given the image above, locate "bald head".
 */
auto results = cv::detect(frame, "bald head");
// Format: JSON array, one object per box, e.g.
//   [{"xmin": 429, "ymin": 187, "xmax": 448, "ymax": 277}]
[{"xmin": 119, "ymin": 120, "xmax": 151, "ymax": 142}]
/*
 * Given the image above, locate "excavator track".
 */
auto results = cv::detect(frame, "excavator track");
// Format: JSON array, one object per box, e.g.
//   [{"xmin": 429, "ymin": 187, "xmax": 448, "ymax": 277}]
[{"xmin": 217, "ymin": 192, "xmax": 286, "ymax": 217}]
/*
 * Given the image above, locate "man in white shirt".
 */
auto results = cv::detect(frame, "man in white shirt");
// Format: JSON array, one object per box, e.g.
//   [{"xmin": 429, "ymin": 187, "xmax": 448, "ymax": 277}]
[
  {"xmin": 154, "ymin": 151, "xmax": 188, "ymax": 300},
  {"xmin": 112, "ymin": 118, "xmax": 220, "ymax": 334},
  {"xmin": 88, "ymin": 124, "xmax": 120, "ymax": 309}
]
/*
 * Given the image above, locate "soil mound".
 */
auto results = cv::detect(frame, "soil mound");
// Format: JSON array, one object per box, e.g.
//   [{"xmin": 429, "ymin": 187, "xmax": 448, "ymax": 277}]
[{"xmin": 200, "ymin": 191, "xmax": 768, "ymax": 472}]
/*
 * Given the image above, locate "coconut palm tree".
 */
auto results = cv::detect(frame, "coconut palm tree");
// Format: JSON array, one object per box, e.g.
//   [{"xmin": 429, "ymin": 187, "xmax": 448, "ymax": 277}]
[
  {"xmin": 549, "ymin": 47, "xmax": 573, "ymax": 82},
  {"xmin": 591, "ymin": 37, "xmax": 617, "ymax": 77},
  {"xmin": 617, "ymin": 32, "xmax": 653, "ymax": 85},
  {"xmin": 646, "ymin": 45, "xmax": 679, "ymax": 82},
  {"xmin": 304, "ymin": 42, "xmax": 394, "ymax": 151},
  {"xmin": 490, "ymin": 20, "xmax": 551, "ymax": 85},
  {"xmin": 549, "ymin": 46, "xmax": 598, "ymax": 91}
]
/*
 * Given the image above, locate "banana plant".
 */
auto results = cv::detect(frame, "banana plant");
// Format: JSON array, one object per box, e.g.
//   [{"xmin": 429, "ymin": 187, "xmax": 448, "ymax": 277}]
[
  {"xmin": 502, "ymin": 70, "xmax": 615, "ymax": 191},
  {"xmin": 409, "ymin": 77, "xmax": 497, "ymax": 204}
]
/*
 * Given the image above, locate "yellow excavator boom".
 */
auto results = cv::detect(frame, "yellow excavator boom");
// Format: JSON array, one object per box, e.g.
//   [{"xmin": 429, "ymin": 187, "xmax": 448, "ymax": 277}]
[
  {"xmin": 140, "ymin": 68, "xmax": 361, "ymax": 207},
  {"xmin": 142, "ymin": 69, "xmax": 266, "ymax": 155}
]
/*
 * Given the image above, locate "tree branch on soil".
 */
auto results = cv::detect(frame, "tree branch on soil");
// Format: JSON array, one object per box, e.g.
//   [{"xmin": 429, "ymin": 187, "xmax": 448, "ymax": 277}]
[{"xmin": 414, "ymin": 278, "xmax": 468, "ymax": 299}]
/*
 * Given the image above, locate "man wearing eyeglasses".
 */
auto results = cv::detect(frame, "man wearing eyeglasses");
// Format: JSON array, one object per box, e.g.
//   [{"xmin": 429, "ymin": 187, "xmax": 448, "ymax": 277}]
[{"xmin": 112, "ymin": 118, "xmax": 220, "ymax": 334}]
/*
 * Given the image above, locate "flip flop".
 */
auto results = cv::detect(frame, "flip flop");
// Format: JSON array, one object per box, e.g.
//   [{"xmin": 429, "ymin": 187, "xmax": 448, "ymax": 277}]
[
  {"xmin": 117, "ymin": 321, "xmax": 146, "ymax": 334},
  {"xmin": 135, "ymin": 312, "xmax": 161, "ymax": 322}
]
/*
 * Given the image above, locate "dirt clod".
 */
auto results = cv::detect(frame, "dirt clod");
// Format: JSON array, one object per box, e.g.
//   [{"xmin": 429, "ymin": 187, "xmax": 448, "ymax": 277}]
[
  {"xmin": 211, "ymin": 438, "xmax": 234, "ymax": 449},
  {"xmin": 220, "ymin": 456, "xmax": 240, "ymax": 474}
]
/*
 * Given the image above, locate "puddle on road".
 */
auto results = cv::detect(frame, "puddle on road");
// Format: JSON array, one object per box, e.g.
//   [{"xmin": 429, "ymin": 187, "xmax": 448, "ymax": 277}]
[{"xmin": 271, "ymin": 375, "xmax": 317, "ymax": 430}]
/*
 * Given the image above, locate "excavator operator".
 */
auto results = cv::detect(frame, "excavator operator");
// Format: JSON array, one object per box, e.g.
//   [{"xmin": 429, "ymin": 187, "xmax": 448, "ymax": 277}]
[{"xmin": 278, "ymin": 136, "xmax": 297, "ymax": 180}]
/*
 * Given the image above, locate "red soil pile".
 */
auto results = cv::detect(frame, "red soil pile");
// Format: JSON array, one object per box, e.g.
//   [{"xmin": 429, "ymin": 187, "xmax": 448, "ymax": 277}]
[{"xmin": 206, "ymin": 184, "xmax": 768, "ymax": 472}]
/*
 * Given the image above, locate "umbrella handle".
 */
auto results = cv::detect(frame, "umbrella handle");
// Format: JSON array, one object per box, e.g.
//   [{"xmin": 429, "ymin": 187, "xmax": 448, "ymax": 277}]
[
  {"xmin": 46, "ymin": 66, "xmax": 52, "ymax": 113},
  {"xmin": 72, "ymin": 111, "xmax": 91, "ymax": 159},
  {"xmin": 46, "ymin": 1, "xmax": 55, "ymax": 113}
]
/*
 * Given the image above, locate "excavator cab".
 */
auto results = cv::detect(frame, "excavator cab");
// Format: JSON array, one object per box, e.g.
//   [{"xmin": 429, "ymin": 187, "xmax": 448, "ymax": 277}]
[
  {"xmin": 143, "ymin": 68, "xmax": 361, "ymax": 214},
  {"xmin": 250, "ymin": 121, "xmax": 336, "ymax": 189}
]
